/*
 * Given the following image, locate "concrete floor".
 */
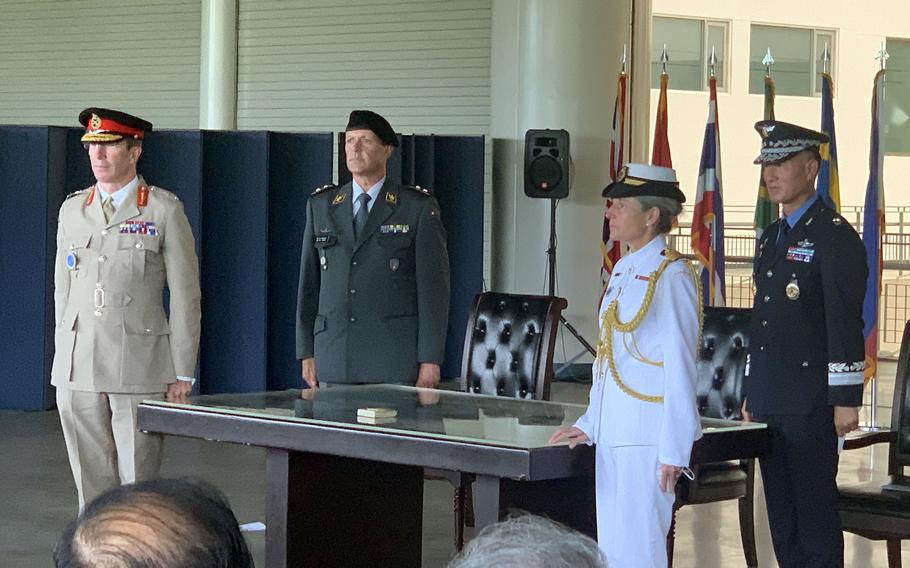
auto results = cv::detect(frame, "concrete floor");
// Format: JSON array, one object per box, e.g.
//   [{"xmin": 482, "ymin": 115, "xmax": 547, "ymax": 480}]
[{"xmin": 0, "ymin": 368, "xmax": 905, "ymax": 567}]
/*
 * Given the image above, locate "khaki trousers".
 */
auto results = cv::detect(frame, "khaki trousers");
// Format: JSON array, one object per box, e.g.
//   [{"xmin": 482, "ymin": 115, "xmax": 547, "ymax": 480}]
[{"xmin": 56, "ymin": 387, "xmax": 165, "ymax": 509}]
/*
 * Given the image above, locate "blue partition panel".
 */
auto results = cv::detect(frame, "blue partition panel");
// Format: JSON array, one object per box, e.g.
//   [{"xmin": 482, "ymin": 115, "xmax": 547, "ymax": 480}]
[
  {"xmin": 266, "ymin": 133, "xmax": 334, "ymax": 391},
  {"xmin": 199, "ymin": 131, "xmax": 270, "ymax": 393},
  {"xmin": 0, "ymin": 126, "xmax": 69, "ymax": 410},
  {"xmin": 425, "ymin": 136, "xmax": 485, "ymax": 379}
]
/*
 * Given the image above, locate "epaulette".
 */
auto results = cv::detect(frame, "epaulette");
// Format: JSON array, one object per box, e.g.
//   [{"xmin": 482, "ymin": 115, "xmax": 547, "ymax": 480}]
[
  {"xmin": 311, "ymin": 184, "xmax": 337, "ymax": 196},
  {"xmin": 65, "ymin": 188, "xmax": 90, "ymax": 201},
  {"xmin": 405, "ymin": 184, "xmax": 431, "ymax": 196},
  {"xmin": 149, "ymin": 186, "xmax": 180, "ymax": 202}
]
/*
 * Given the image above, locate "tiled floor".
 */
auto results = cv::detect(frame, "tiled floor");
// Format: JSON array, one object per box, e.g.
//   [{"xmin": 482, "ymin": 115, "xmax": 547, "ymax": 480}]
[{"xmin": 0, "ymin": 365, "xmax": 904, "ymax": 567}]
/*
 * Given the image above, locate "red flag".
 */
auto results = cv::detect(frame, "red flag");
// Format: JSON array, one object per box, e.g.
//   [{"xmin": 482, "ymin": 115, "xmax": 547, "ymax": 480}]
[
  {"xmin": 652, "ymin": 73, "xmax": 672, "ymax": 167},
  {"xmin": 601, "ymin": 72, "xmax": 626, "ymax": 291}
]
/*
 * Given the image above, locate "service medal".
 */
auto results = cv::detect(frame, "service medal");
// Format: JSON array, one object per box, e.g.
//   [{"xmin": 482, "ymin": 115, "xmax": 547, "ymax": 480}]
[{"xmin": 785, "ymin": 280, "xmax": 800, "ymax": 300}]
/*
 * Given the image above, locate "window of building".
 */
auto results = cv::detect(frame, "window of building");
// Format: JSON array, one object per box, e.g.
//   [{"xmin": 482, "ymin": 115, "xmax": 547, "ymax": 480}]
[
  {"xmin": 651, "ymin": 16, "xmax": 728, "ymax": 91},
  {"xmin": 749, "ymin": 25, "xmax": 836, "ymax": 97},
  {"xmin": 885, "ymin": 38, "xmax": 910, "ymax": 154}
]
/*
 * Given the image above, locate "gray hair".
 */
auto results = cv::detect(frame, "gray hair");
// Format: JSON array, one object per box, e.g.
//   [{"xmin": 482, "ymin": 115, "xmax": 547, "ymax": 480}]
[
  {"xmin": 448, "ymin": 514, "xmax": 605, "ymax": 568},
  {"xmin": 635, "ymin": 195, "xmax": 683, "ymax": 234}
]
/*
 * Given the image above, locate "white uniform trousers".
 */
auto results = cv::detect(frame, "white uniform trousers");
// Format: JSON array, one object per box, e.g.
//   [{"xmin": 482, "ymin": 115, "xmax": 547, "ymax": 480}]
[
  {"xmin": 597, "ymin": 444, "xmax": 675, "ymax": 568},
  {"xmin": 56, "ymin": 387, "xmax": 165, "ymax": 509}
]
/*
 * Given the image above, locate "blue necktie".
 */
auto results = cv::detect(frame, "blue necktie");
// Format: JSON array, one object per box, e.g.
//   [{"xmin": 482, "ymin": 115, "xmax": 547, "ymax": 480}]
[{"xmin": 354, "ymin": 193, "xmax": 371, "ymax": 238}]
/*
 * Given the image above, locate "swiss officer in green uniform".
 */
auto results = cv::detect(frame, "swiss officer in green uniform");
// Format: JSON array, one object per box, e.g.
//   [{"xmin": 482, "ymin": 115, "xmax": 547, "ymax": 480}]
[
  {"xmin": 296, "ymin": 110, "xmax": 450, "ymax": 387},
  {"xmin": 742, "ymin": 120, "xmax": 866, "ymax": 568}
]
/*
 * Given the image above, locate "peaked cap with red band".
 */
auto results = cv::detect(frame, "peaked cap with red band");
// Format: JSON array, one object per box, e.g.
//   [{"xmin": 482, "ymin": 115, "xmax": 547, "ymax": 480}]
[{"xmin": 78, "ymin": 107, "xmax": 153, "ymax": 143}]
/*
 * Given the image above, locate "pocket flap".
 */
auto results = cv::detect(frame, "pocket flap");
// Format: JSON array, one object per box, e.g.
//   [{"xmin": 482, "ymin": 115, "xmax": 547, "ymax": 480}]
[
  {"xmin": 124, "ymin": 313, "xmax": 170, "ymax": 335},
  {"xmin": 378, "ymin": 234, "xmax": 412, "ymax": 249},
  {"xmin": 68, "ymin": 233, "xmax": 92, "ymax": 250},
  {"xmin": 118, "ymin": 234, "xmax": 161, "ymax": 253},
  {"xmin": 313, "ymin": 314, "xmax": 327, "ymax": 334}
]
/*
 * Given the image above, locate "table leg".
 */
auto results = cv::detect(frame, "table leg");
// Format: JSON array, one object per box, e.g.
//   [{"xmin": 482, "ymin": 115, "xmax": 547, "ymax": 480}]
[
  {"xmin": 473, "ymin": 474, "xmax": 501, "ymax": 533},
  {"xmin": 266, "ymin": 448, "xmax": 423, "ymax": 567}
]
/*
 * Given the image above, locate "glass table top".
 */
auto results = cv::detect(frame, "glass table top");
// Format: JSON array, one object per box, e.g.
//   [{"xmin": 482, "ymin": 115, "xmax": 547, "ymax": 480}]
[{"xmin": 142, "ymin": 385, "xmax": 765, "ymax": 450}]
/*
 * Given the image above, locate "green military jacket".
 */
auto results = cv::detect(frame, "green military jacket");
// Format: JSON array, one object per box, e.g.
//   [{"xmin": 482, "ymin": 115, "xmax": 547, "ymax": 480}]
[{"xmin": 296, "ymin": 181, "xmax": 450, "ymax": 383}]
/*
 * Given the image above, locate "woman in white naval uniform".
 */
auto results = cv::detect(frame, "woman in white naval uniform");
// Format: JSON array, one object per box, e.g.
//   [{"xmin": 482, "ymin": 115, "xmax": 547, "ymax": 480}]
[{"xmin": 550, "ymin": 164, "xmax": 702, "ymax": 568}]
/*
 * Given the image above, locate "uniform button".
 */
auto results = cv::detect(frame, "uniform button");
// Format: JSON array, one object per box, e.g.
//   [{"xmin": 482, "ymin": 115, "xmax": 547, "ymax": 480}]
[
  {"xmin": 349, "ymin": 317, "xmax": 356, "ymax": 323},
  {"xmin": 98, "ymin": 255, "xmax": 107, "ymax": 262},
  {"xmin": 763, "ymin": 295, "xmax": 770, "ymax": 303},
  {"xmin": 352, "ymin": 260, "xmax": 358, "ymax": 266},
  {"xmin": 134, "ymin": 242, "xmax": 143, "ymax": 249},
  {"xmin": 101, "ymin": 230, "xmax": 109, "ymax": 236},
  {"xmin": 145, "ymin": 328, "xmax": 153, "ymax": 334},
  {"xmin": 96, "ymin": 282, "xmax": 103, "ymax": 288},
  {"xmin": 94, "ymin": 309, "xmax": 103, "ymax": 317},
  {"xmin": 349, "ymin": 289, "xmax": 356, "ymax": 294},
  {"xmin": 759, "ymin": 346, "xmax": 765, "ymax": 351},
  {"xmin": 766, "ymin": 270, "xmax": 773, "ymax": 277},
  {"xmin": 762, "ymin": 320, "xmax": 768, "ymax": 327},
  {"xmin": 802, "ymin": 361, "xmax": 809, "ymax": 367},
  {"xmin": 59, "ymin": 320, "xmax": 65, "ymax": 326}
]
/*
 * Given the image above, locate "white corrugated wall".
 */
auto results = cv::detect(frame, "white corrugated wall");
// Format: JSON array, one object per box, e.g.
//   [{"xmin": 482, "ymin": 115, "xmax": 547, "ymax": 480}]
[
  {"xmin": 237, "ymin": 0, "xmax": 493, "ymax": 281},
  {"xmin": 0, "ymin": 0, "xmax": 201, "ymax": 128}
]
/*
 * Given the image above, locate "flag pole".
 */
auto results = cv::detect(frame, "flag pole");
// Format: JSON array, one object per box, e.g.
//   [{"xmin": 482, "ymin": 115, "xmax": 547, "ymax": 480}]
[{"xmin": 868, "ymin": 44, "xmax": 889, "ymax": 427}]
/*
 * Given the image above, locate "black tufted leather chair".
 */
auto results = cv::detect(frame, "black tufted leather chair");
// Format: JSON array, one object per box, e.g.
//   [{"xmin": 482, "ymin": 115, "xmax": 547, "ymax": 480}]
[
  {"xmin": 457, "ymin": 292, "xmax": 567, "ymax": 399},
  {"xmin": 837, "ymin": 319, "xmax": 910, "ymax": 568},
  {"xmin": 668, "ymin": 306, "xmax": 758, "ymax": 568},
  {"xmin": 432, "ymin": 292, "xmax": 567, "ymax": 550}
]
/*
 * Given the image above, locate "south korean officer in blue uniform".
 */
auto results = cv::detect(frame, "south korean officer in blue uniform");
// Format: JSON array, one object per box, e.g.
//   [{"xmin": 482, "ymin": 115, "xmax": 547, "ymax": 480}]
[
  {"xmin": 295, "ymin": 110, "xmax": 450, "ymax": 387},
  {"xmin": 742, "ymin": 120, "xmax": 867, "ymax": 568}
]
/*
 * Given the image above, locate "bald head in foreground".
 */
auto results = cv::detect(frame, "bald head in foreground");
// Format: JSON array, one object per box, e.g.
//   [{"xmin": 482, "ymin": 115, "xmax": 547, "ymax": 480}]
[{"xmin": 54, "ymin": 477, "xmax": 253, "ymax": 568}]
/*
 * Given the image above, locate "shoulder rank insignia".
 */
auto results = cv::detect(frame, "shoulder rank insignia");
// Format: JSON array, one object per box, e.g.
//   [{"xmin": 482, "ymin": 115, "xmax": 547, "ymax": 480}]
[
  {"xmin": 385, "ymin": 192, "xmax": 397, "ymax": 205},
  {"xmin": 65, "ymin": 187, "xmax": 90, "ymax": 202},
  {"xmin": 311, "ymin": 184, "xmax": 337, "ymax": 196},
  {"xmin": 406, "ymin": 184, "xmax": 431, "ymax": 196},
  {"xmin": 332, "ymin": 192, "xmax": 347, "ymax": 205},
  {"xmin": 149, "ymin": 186, "xmax": 180, "ymax": 202}
]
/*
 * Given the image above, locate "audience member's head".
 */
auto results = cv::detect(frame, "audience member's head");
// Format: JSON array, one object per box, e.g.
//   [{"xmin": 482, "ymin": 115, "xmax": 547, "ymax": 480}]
[
  {"xmin": 54, "ymin": 477, "xmax": 253, "ymax": 568},
  {"xmin": 448, "ymin": 513, "xmax": 605, "ymax": 568}
]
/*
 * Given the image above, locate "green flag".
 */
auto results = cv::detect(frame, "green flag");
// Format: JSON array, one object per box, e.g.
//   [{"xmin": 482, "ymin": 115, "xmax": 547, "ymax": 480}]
[{"xmin": 753, "ymin": 75, "xmax": 778, "ymax": 240}]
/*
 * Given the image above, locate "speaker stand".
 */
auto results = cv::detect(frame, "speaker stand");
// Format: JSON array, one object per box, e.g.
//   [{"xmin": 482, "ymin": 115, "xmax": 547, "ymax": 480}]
[{"xmin": 546, "ymin": 199, "xmax": 596, "ymax": 358}]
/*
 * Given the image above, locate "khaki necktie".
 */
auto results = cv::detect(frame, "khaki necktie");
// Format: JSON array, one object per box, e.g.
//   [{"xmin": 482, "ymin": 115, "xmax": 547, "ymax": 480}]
[{"xmin": 102, "ymin": 196, "xmax": 115, "ymax": 223}]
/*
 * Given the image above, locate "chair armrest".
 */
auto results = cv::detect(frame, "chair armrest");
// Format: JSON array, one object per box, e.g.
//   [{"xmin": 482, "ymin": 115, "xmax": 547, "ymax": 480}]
[{"xmin": 842, "ymin": 428, "xmax": 896, "ymax": 451}]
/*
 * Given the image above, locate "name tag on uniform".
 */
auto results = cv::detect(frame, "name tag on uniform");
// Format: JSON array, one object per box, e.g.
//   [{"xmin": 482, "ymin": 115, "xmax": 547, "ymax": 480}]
[
  {"xmin": 119, "ymin": 220, "xmax": 158, "ymax": 236},
  {"xmin": 635, "ymin": 274, "xmax": 650, "ymax": 282},
  {"xmin": 380, "ymin": 224, "xmax": 409, "ymax": 234},
  {"xmin": 786, "ymin": 246, "xmax": 814, "ymax": 263}
]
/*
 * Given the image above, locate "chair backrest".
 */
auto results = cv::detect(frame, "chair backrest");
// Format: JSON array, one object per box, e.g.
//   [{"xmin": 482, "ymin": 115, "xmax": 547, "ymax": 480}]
[
  {"xmin": 696, "ymin": 306, "xmax": 752, "ymax": 420},
  {"xmin": 459, "ymin": 292, "xmax": 567, "ymax": 400},
  {"xmin": 889, "ymin": 319, "xmax": 910, "ymax": 478}
]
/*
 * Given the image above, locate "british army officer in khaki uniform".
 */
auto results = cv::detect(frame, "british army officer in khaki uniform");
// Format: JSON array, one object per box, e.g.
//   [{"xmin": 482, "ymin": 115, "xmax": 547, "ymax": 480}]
[
  {"xmin": 53, "ymin": 108, "xmax": 201, "ymax": 508},
  {"xmin": 296, "ymin": 110, "xmax": 450, "ymax": 387}
]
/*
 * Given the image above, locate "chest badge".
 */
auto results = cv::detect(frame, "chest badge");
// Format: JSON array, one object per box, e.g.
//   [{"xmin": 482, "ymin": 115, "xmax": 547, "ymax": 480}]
[
  {"xmin": 389, "ymin": 258, "xmax": 400, "ymax": 272},
  {"xmin": 785, "ymin": 279, "xmax": 801, "ymax": 300},
  {"xmin": 66, "ymin": 251, "xmax": 78, "ymax": 270}
]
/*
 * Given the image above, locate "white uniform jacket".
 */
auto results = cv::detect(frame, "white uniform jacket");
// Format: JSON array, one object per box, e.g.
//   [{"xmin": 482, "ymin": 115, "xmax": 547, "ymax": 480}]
[{"xmin": 575, "ymin": 235, "xmax": 702, "ymax": 467}]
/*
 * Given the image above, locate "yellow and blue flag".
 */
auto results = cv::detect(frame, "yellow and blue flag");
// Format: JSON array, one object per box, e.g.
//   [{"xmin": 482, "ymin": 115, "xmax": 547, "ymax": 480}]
[{"xmin": 818, "ymin": 73, "xmax": 841, "ymax": 211}]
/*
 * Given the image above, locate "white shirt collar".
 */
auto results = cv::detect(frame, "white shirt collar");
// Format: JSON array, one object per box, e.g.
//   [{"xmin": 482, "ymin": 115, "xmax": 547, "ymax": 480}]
[{"xmin": 622, "ymin": 234, "xmax": 667, "ymax": 264}]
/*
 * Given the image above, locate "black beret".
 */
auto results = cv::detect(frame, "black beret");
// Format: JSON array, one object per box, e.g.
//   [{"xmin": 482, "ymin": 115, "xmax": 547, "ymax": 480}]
[
  {"xmin": 345, "ymin": 109, "xmax": 398, "ymax": 147},
  {"xmin": 602, "ymin": 163, "xmax": 686, "ymax": 203},
  {"xmin": 753, "ymin": 120, "xmax": 828, "ymax": 165},
  {"xmin": 78, "ymin": 108, "xmax": 153, "ymax": 143}
]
